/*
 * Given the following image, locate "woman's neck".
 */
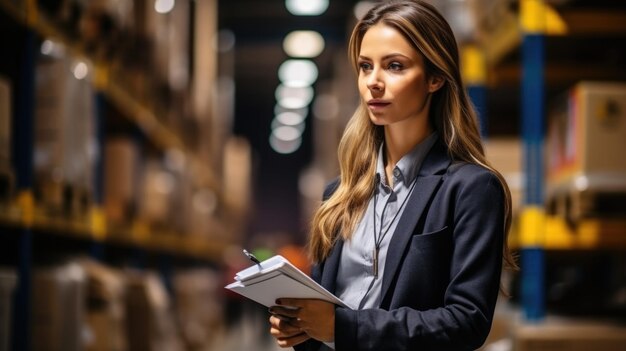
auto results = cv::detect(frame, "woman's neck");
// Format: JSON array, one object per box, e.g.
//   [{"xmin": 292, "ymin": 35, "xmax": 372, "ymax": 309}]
[
  {"xmin": 383, "ymin": 123, "xmax": 432, "ymax": 187},
  {"xmin": 384, "ymin": 124, "xmax": 432, "ymax": 169}
]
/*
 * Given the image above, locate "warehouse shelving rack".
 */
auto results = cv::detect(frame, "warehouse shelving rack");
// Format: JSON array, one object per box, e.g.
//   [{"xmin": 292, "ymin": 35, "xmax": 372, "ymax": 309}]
[
  {"xmin": 0, "ymin": 1, "xmax": 235, "ymax": 349},
  {"xmin": 470, "ymin": 0, "xmax": 626, "ymax": 324}
]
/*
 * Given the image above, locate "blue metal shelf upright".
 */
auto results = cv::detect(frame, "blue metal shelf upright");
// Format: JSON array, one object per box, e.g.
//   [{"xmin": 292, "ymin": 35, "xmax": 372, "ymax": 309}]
[{"xmin": 520, "ymin": 0, "xmax": 548, "ymax": 322}]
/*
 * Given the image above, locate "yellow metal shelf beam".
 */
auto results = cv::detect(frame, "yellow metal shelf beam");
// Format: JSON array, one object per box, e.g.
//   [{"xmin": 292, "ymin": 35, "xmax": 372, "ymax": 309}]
[
  {"xmin": 478, "ymin": 2, "xmax": 626, "ymax": 67},
  {"xmin": 481, "ymin": 14, "xmax": 522, "ymax": 66},
  {"xmin": 0, "ymin": 203, "xmax": 230, "ymax": 261},
  {"xmin": 510, "ymin": 215, "xmax": 626, "ymax": 250}
]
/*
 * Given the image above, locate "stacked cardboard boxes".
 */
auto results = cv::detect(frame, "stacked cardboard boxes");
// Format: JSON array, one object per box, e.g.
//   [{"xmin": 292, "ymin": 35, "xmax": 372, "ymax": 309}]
[
  {"xmin": 31, "ymin": 263, "xmax": 86, "ymax": 351},
  {"xmin": 33, "ymin": 46, "xmax": 96, "ymax": 218},
  {"xmin": 0, "ymin": 268, "xmax": 17, "ymax": 351},
  {"xmin": 0, "ymin": 76, "xmax": 13, "ymax": 203},
  {"xmin": 546, "ymin": 82, "xmax": 626, "ymax": 222}
]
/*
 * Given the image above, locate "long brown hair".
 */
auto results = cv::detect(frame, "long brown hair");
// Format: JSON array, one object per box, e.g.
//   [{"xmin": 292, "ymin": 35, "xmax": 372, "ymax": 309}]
[{"xmin": 309, "ymin": 0, "xmax": 517, "ymax": 273}]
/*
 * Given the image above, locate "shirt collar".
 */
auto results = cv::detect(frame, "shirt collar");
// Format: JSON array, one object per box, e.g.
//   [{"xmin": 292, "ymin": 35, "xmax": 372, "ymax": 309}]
[{"xmin": 376, "ymin": 132, "xmax": 438, "ymax": 187}]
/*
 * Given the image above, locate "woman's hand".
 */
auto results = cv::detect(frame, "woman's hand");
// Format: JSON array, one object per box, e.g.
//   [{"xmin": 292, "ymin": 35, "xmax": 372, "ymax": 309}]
[
  {"xmin": 269, "ymin": 298, "xmax": 335, "ymax": 344},
  {"xmin": 269, "ymin": 313, "xmax": 310, "ymax": 348}
]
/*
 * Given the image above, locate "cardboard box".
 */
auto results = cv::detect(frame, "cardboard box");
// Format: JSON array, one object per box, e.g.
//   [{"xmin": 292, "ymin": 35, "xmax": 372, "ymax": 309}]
[
  {"xmin": 34, "ymin": 49, "xmax": 96, "ymax": 217},
  {"xmin": 485, "ymin": 138, "xmax": 523, "ymax": 215},
  {"xmin": 138, "ymin": 160, "xmax": 175, "ymax": 231},
  {"xmin": 0, "ymin": 268, "xmax": 17, "ymax": 351},
  {"xmin": 0, "ymin": 76, "xmax": 11, "ymax": 166},
  {"xmin": 104, "ymin": 137, "xmax": 139, "ymax": 225},
  {"xmin": 0, "ymin": 77, "xmax": 14, "ymax": 203},
  {"xmin": 547, "ymin": 82, "xmax": 626, "ymax": 182},
  {"xmin": 31, "ymin": 263, "xmax": 86, "ymax": 351},
  {"xmin": 62, "ymin": 59, "xmax": 96, "ymax": 217},
  {"xmin": 79, "ymin": 259, "xmax": 127, "ymax": 351},
  {"xmin": 173, "ymin": 269, "xmax": 224, "ymax": 349},
  {"xmin": 34, "ymin": 52, "xmax": 71, "ymax": 214},
  {"xmin": 125, "ymin": 272, "xmax": 183, "ymax": 351},
  {"xmin": 546, "ymin": 82, "xmax": 626, "ymax": 220}
]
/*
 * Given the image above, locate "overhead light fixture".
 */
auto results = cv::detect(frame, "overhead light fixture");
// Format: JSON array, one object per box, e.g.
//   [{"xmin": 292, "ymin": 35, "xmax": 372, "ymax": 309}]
[
  {"xmin": 275, "ymin": 84, "xmax": 315, "ymax": 109},
  {"xmin": 283, "ymin": 31, "xmax": 325, "ymax": 58},
  {"xmin": 278, "ymin": 59, "xmax": 319, "ymax": 87},
  {"xmin": 276, "ymin": 111, "xmax": 306, "ymax": 126},
  {"xmin": 275, "ymin": 105, "xmax": 308, "ymax": 117},
  {"xmin": 155, "ymin": 0, "xmax": 175, "ymax": 14},
  {"xmin": 270, "ymin": 133, "xmax": 302, "ymax": 154},
  {"xmin": 272, "ymin": 115, "xmax": 305, "ymax": 134},
  {"xmin": 285, "ymin": 0, "xmax": 328, "ymax": 16},
  {"xmin": 272, "ymin": 126, "xmax": 302, "ymax": 142}
]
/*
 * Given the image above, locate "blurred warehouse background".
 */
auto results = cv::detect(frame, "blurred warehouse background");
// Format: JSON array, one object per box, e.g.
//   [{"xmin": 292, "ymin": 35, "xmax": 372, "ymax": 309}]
[{"xmin": 0, "ymin": 0, "xmax": 626, "ymax": 350}]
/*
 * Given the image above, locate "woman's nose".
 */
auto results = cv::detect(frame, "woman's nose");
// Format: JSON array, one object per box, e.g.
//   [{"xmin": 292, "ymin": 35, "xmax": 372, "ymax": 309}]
[{"xmin": 367, "ymin": 69, "xmax": 384, "ymax": 91}]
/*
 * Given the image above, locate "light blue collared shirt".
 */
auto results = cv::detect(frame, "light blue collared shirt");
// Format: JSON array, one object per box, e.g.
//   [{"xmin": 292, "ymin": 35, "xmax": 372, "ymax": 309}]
[{"xmin": 334, "ymin": 133, "xmax": 437, "ymax": 312}]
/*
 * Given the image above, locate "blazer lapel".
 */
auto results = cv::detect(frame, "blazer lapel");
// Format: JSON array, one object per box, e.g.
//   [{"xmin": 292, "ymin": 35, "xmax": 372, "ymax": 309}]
[
  {"xmin": 380, "ymin": 142, "xmax": 451, "ymax": 303},
  {"xmin": 320, "ymin": 238, "xmax": 344, "ymax": 294}
]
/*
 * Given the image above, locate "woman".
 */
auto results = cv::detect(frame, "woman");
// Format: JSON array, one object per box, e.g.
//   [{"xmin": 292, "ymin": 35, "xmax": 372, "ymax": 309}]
[{"xmin": 269, "ymin": 1, "xmax": 516, "ymax": 350}]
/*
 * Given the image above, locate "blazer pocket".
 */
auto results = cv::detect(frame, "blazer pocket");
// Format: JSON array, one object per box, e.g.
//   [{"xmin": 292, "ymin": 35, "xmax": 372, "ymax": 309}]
[
  {"xmin": 402, "ymin": 226, "xmax": 453, "ymax": 300},
  {"xmin": 410, "ymin": 226, "xmax": 451, "ymax": 250}
]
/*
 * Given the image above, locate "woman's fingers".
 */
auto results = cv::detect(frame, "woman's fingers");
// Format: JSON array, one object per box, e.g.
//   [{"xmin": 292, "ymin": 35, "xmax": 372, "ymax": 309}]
[
  {"xmin": 269, "ymin": 314, "xmax": 310, "ymax": 348},
  {"xmin": 269, "ymin": 315, "xmax": 301, "ymax": 337},
  {"xmin": 269, "ymin": 305, "xmax": 300, "ymax": 318},
  {"xmin": 269, "ymin": 299, "xmax": 335, "ymax": 343},
  {"xmin": 276, "ymin": 332, "xmax": 310, "ymax": 348}
]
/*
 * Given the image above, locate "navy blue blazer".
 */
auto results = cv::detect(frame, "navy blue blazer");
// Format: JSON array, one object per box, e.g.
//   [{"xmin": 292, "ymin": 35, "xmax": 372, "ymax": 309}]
[{"xmin": 294, "ymin": 140, "xmax": 505, "ymax": 351}]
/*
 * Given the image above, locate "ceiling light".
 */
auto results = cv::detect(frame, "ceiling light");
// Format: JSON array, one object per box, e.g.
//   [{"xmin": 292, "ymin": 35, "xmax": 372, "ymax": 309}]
[
  {"xmin": 283, "ymin": 31, "xmax": 325, "ymax": 58},
  {"xmin": 155, "ymin": 0, "xmax": 175, "ymax": 14},
  {"xmin": 285, "ymin": 0, "xmax": 328, "ymax": 16},
  {"xmin": 278, "ymin": 59, "xmax": 318, "ymax": 87},
  {"xmin": 272, "ymin": 116, "xmax": 305, "ymax": 134},
  {"xmin": 276, "ymin": 111, "xmax": 306, "ymax": 126},
  {"xmin": 275, "ymin": 84, "xmax": 314, "ymax": 109},
  {"xmin": 272, "ymin": 126, "xmax": 302, "ymax": 142},
  {"xmin": 270, "ymin": 134, "xmax": 302, "ymax": 154},
  {"xmin": 275, "ymin": 105, "xmax": 308, "ymax": 117}
]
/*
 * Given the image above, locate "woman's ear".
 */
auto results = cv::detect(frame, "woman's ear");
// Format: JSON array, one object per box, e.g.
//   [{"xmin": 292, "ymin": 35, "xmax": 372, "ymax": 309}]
[{"xmin": 428, "ymin": 75, "xmax": 445, "ymax": 93}]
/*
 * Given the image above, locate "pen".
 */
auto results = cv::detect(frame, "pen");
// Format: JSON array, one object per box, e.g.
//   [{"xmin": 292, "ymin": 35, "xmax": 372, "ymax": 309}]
[{"xmin": 243, "ymin": 249, "xmax": 262, "ymax": 268}]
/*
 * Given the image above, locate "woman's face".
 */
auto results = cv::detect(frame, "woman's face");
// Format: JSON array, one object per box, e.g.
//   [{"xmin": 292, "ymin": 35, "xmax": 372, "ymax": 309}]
[{"xmin": 357, "ymin": 23, "xmax": 439, "ymax": 129}]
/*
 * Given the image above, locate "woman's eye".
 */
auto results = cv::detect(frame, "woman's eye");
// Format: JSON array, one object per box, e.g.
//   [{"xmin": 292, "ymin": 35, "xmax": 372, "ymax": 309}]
[
  {"xmin": 359, "ymin": 62, "xmax": 372, "ymax": 71},
  {"xmin": 388, "ymin": 62, "xmax": 403, "ymax": 71}
]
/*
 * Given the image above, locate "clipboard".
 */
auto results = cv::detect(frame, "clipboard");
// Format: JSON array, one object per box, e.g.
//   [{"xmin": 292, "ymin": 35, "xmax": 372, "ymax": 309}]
[{"xmin": 225, "ymin": 254, "xmax": 351, "ymax": 309}]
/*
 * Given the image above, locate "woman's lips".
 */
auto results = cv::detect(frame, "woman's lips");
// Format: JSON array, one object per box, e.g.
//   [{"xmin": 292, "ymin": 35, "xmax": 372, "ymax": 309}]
[{"xmin": 367, "ymin": 100, "xmax": 391, "ymax": 111}]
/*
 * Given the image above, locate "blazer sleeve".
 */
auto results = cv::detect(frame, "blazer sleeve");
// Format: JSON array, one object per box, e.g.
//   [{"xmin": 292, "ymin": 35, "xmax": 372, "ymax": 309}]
[
  {"xmin": 334, "ymin": 168, "xmax": 505, "ymax": 351},
  {"xmin": 293, "ymin": 179, "xmax": 339, "ymax": 351},
  {"xmin": 292, "ymin": 260, "xmax": 333, "ymax": 351}
]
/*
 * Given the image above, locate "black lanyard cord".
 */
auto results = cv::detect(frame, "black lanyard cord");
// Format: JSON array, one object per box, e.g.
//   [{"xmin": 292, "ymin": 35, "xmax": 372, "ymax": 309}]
[
  {"xmin": 373, "ymin": 175, "xmax": 418, "ymax": 257},
  {"xmin": 358, "ymin": 175, "xmax": 418, "ymax": 310}
]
